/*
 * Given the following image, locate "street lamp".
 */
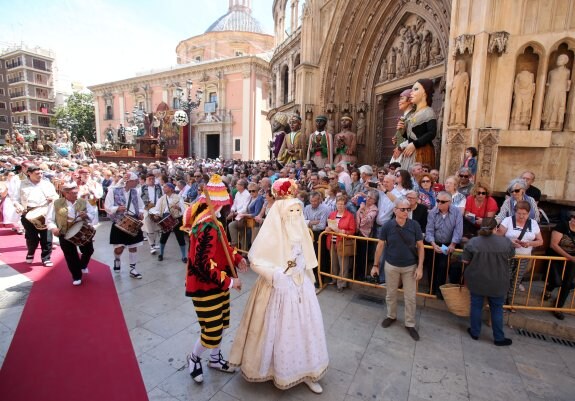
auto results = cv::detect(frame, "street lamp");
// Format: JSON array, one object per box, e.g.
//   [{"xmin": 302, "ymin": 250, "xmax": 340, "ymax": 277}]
[{"xmin": 180, "ymin": 79, "xmax": 203, "ymax": 158}]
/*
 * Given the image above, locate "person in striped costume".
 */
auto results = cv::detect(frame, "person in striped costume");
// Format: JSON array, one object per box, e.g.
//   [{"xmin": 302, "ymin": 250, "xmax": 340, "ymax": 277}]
[{"xmin": 181, "ymin": 174, "xmax": 248, "ymax": 384}]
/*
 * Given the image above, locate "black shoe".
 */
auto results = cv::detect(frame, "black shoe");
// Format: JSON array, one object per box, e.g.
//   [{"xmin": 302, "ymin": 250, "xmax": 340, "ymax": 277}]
[
  {"xmin": 158, "ymin": 254, "xmax": 163, "ymax": 261},
  {"xmin": 129, "ymin": 268, "xmax": 142, "ymax": 279},
  {"xmin": 187, "ymin": 354, "xmax": 203, "ymax": 383},
  {"xmin": 406, "ymin": 326, "xmax": 420, "ymax": 341},
  {"xmin": 553, "ymin": 311, "xmax": 565, "ymax": 320},
  {"xmin": 543, "ymin": 291, "xmax": 552, "ymax": 301},
  {"xmin": 435, "ymin": 292, "xmax": 444, "ymax": 301},
  {"xmin": 467, "ymin": 328, "xmax": 478, "ymax": 340},
  {"xmin": 381, "ymin": 318, "xmax": 396, "ymax": 328},
  {"xmin": 182, "ymin": 257, "xmax": 188, "ymax": 263},
  {"xmin": 113, "ymin": 259, "xmax": 121, "ymax": 272},
  {"xmin": 494, "ymin": 338, "xmax": 513, "ymax": 346}
]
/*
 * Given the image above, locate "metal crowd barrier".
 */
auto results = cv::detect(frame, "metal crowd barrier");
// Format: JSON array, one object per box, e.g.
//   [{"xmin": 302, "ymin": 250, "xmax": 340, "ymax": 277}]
[{"xmin": 229, "ymin": 223, "xmax": 574, "ymax": 313}]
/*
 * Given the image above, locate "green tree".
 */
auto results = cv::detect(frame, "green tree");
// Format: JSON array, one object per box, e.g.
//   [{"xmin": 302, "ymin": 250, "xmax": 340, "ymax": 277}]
[{"xmin": 52, "ymin": 92, "xmax": 96, "ymax": 142}]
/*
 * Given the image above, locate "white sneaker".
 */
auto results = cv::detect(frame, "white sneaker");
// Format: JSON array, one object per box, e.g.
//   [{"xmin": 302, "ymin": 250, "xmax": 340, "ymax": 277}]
[
  {"xmin": 72, "ymin": 279, "xmax": 82, "ymax": 286},
  {"xmin": 303, "ymin": 379, "xmax": 323, "ymax": 394},
  {"xmin": 82, "ymin": 268, "xmax": 89, "ymax": 274},
  {"xmin": 150, "ymin": 248, "xmax": 157, "ymax": 255}
]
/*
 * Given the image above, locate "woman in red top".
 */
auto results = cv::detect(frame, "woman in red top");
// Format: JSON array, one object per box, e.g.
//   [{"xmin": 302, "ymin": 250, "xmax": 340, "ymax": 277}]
[
  {"xmin": 464, "ymin": 182, "xmax": 499, "ymax": 237},
  {"xmin": 326, "ymin": 195, "xmax": 356, "ymax": 292}
]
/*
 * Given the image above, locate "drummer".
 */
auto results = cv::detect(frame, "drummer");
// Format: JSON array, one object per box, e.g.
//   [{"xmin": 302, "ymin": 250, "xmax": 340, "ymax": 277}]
[
  {"xmin": 104, "ymin": 171, "xmax": 145, "ymax": 279},
  {"xmin": 76, "ymin": 168, "xmax": 104, "ymax": 226},
  {"xmin": 46, "ymin": 182, "xmax": 96, "ymax": 286},
  {"xmin": 12, "ymin": 165, "xmax": 59, "ymax": 266},
  {"xmin": 151, "ymin": 182, "xmax": 187, "ymax": 262},
  {"xmin": 141, "ymin": 173, "xmax": 163, "ymax": 255}
]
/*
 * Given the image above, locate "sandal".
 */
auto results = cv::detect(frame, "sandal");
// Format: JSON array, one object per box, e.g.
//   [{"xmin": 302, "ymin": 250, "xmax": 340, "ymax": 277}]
[
  {"xmin": 129, "ymin": 268, "xmax": 142, "ymax": 279},
  {"xmin": 208, "ymin": 351, "xmax": 235, "ymax": 373},
  {"xmin": 187, "ymin": 354, "xmax": 203, "ymax": 383}
]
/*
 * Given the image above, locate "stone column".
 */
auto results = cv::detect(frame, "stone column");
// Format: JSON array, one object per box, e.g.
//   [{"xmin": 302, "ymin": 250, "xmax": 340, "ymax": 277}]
[
  {"xmin": 288, "ymin": 57, "xmax": 294, "ymax": 103},
  {"xmin": 94, "ymin": 98, "xmax": 101, "ymax": 144},
  {"xmin": 477, "ymin": 129, "xmax": 500, "ymax": 190},
  {"xmin": 445, "ymin": 128, "xmax": 471, "ymax": 178}
]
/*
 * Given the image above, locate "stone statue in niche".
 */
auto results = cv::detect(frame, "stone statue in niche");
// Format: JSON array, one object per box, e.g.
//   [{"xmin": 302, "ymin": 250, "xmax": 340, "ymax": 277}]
[
  {"xmin": 401, "ymin": 28, "xmax": 412, "ymax": 75},
  {"xmin": 430, "ymin": 37, "xmax": 442, "ymax": 64},
  {"xmin": 449, "ymin": 59, "xmax": 470, "ymax": 127},
  {"xmin": 333, "ymin": 115, "xmax": 357, "ymax": 164},
  {"xmin": 387, "ymin": 47, "xmax": 397, "ymax": 80},
  {"xmin": 396, "ymin": 47, "xmax": 405, "ymax": 78},
  {"xmin": 378, "ymin": 58, "xmax": 387, "ymax": 82},
  {"xmin": 542, "ymin": 54, "xmax": 571, "ymax": 131},
  {"xmin": 419, "ymin": 31, "xmax": 431, "ymax": 69},
  {"xmin": 409, "ymin": 30, "xmax": 421, "ymax": 73},
  {"xmin": 510, "ymin": 70, "xmax": 536, "ymax": 130},
  {"xmin": 356, "ymin": 109, "xmax": 366, "ymax": 145}
]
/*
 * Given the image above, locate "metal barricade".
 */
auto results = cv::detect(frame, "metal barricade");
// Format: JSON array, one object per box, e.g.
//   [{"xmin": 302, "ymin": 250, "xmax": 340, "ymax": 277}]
[{"xmin": 315, "ymin": 232, "xmax": 574, "ymax": 313}]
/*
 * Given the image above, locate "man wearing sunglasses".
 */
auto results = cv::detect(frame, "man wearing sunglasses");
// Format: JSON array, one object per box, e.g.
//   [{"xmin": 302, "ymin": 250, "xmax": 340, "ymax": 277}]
[
  {"xmin": 425, "ymin": 191, "xmax": 463, "ymax": 299},
  {"xmin": 457, "ymin": 167, "xmax": 474, "ymax": 197},
  {"xmin": 371, "ymin": 197, "xmax": 424, "ymax": 341}
]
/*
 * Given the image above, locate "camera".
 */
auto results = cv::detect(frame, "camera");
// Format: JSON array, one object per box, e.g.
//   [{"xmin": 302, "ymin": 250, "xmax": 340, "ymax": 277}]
[
  {"xmin": 365, "ymin": 273, "xmax": 379, "ymax": 284},
  {"xmin": 368, "ymin": 181, "xmax": 378, "ymax": 188}
]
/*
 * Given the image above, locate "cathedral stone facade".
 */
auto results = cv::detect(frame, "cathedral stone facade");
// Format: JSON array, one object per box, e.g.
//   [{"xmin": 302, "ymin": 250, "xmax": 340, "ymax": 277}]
[{"xmin": 270, "ymin": 0, "xmax": 575, "ymax": 203}]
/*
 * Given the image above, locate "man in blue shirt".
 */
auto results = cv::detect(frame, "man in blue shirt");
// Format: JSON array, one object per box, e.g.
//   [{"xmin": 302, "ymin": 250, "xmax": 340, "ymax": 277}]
[{"xmin": 371, "ymin": 197, "xmax": 424, "ymax": 341}]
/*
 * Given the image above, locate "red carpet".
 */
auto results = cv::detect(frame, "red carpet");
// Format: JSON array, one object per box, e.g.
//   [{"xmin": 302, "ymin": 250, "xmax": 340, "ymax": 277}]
[{"xmin": 0, "ymin": 229, "xmax": 149, "ymax": 401}]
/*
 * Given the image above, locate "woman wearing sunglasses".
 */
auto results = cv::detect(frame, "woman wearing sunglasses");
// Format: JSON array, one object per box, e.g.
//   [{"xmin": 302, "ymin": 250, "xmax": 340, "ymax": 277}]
[
  {"xmin": 464, "ymin": 182, "xmax": 498, "ymax": 237},
  {"xmin": 495, "ymin": 178, "xmax": 540, "ymax": 224}
]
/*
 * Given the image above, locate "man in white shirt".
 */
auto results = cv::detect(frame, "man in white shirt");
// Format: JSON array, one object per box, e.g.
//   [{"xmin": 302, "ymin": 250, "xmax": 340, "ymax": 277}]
[
  {"xmin": 335, "ymin": 162, "xmax": 352, "ymax": 194},
  {"xmin": 12, "ymin": 165, "xmax": 59, "ymax": 266},
  {"xmin": 151, "ymin": 183, "xmax": 187, "ymax": 263},
  {"xmin": 226, "ymin": 179, "xmax": 251, "ymax": 246}
]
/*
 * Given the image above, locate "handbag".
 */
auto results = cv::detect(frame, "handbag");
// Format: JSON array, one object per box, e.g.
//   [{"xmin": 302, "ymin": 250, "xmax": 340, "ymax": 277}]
[{"xmin": 336, "ymin": 237, "xmax": 356, "ymax": 257}]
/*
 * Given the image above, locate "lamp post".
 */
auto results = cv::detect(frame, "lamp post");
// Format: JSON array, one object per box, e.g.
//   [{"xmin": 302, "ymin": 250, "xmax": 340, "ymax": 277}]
[{"xmin": 180, "ymin": 79, "xmax": 203, "ymax": 158}]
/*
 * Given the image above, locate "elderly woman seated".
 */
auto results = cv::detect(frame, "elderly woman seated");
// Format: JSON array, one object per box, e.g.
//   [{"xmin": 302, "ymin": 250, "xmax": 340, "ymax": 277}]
[{"xmin": 495, "ymin": 178, "xmax": 539, "ymax": 224}]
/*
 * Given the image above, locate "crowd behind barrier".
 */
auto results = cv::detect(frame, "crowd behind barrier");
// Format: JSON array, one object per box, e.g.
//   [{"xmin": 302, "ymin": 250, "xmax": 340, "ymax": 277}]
[{"xmin": 0, "ymin": 152, "xmax": 573, "ymax": 320}]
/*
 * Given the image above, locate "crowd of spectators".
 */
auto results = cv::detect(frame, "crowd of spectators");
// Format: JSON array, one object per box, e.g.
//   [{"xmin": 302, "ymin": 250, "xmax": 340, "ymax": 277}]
[{"xmin": 0, "ymin": 153, "xmax": 573, "ymax": 321}]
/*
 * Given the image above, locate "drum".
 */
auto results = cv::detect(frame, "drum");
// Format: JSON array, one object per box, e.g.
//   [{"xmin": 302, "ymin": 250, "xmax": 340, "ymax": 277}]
[
  {"xmin": 158, "ymin": 214, "xmax": 178, "ymax": 233},
  {"xmin": 115, "ymin": 214, "xmax": 143, "ymax": 237},
  {"xmin": 64, "ymin": 221, "xmax": 96, "ymax": 246},
  {"xmin": 26, "ymin": 206, "xmax": 49, "ymax": 230}
]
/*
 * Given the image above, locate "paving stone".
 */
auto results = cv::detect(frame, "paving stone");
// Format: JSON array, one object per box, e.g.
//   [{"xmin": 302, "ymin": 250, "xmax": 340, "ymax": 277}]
[
  {"xmin": 142, "ymin": 308, "xmax": 196, "ymax": 339},
  {"xmin": 129, "ymin": 326, "xmax": 167, "ymax": 355},
  {"xmin": 137, "ymin": 352, "xmax": 178, "ymax": 391},
  {"xmin": 147, "ymin": 387, "xmax": 180, "ymax": 401},
  {"xmin": 465, "ymin": 362, "xmax": 530, "ymax": 401}
]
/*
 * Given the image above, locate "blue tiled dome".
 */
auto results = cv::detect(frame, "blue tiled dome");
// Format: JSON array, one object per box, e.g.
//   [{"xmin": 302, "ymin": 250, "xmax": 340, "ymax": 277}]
[{"xmin": 205, "ymin": 2, "xmax": 264, "ymax": 33}]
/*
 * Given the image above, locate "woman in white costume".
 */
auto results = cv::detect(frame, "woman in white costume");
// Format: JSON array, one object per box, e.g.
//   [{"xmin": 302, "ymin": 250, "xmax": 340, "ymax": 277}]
[{"xmin": 229, "ymin": 178, "xmax": 329, "ymax": 394}]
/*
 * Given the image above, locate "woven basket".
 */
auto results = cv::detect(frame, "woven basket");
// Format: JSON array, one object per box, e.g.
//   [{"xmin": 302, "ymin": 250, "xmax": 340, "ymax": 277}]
[{"xmin": 440, "ymin": 284, "xmax": 470, "ymax": 317}]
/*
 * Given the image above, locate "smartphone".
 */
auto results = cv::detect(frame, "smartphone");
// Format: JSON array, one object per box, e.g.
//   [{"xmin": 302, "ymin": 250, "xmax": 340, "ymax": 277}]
[{"xmin": 368, "ymin": 181, "xmax": 378, "ymax": 188}]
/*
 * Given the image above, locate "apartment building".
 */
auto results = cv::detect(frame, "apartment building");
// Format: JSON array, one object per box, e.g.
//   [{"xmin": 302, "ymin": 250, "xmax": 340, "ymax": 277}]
[{"xmin": 0, "ymin": 45, "xmax": 57, "ymax": 144}]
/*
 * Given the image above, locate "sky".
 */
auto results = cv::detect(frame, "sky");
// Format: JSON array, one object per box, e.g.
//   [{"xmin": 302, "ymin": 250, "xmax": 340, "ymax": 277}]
[{"xmin": 0, "ymin": 0, "xmax": 274, "ymax": 92}]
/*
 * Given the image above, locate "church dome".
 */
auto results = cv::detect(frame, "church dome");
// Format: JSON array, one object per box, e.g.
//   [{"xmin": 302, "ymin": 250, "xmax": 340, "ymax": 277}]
[{"xmin": 205, "ymin": 0, "xmax": 264, "ymax": 34}]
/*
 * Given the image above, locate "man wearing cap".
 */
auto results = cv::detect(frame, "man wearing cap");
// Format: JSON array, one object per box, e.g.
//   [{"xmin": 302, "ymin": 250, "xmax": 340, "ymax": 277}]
[
  {"xmin": 151, "ymin": 182, "xmax": 187, "ymax": 262},
  {"xmin": 46, "ymin": 182, "xmax": 96, "ymax": 286},
  {"xmin": 278, "ymin": 115, "xmax": 306, "ymax": 164},
  {"xmin": 334, "ymin": 115, "xmax": 357, "ymax": 164},
  {"xmin": 104, "ymin": 172, "xmax": 145, "ymax": 279},
  {"xmin": 180, "ymin": 174, "xmax": 248, "ymax": 384},
  {"xmin": 12, "ymin": 165, "xmax": 59, "ymax": 266},
  {"xmin": 141, "ymin": 173, "xmax": 163, "ymax": 254},
  {"xmin": 306, "ymin": 115, "xmax": 334, "ymax": 168}
]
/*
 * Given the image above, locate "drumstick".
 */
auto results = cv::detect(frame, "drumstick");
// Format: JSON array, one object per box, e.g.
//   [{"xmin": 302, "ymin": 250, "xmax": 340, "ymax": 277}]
[{"xmin": 203, "ymin": 191, "xmax": 238, "ymax": 279}]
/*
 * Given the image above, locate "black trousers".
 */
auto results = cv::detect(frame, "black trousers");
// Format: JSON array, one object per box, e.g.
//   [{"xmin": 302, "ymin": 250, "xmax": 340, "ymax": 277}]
[
  {"xmin": 59, "ymin": 236, "xmax": 94, "ymax": 280},
  {"xmin": 547, "ymin": 260, "xmax": 575, "ymax": 308},
  {"xmin": 21, "ymin": 216, "xmax": 52, "ymax": 262},
  {"xmin": 159, "ymin": 217, "xmax": 186, "ymax": 246}
]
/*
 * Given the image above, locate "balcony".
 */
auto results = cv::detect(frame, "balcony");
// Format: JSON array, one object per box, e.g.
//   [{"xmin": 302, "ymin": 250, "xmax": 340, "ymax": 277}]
[
  {"xmin": 10, "ymin": 92, "xmax": 26, "ymax": 99},
  {"xmin": 11, "ymin": 106, "xmax": 27, "ymax": 113},
  {"xmin": 7, "ymin": 77, "xmax": 24, "ymax": 84},
  {"xmin": 6, "ymin": 60, "xmax": 23, "ymax": 69}
]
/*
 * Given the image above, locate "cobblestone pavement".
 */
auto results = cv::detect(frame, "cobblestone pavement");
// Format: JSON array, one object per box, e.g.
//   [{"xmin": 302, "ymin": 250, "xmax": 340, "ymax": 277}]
[{"xmin": 1, "ymin": 222, "xmax": 574, "ymax": 401}]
